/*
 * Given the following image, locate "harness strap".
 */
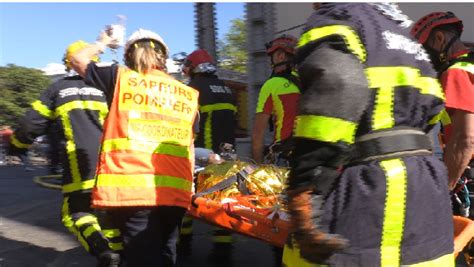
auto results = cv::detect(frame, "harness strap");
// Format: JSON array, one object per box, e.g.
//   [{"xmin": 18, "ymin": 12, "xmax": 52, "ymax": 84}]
[{"xmin": 351, "ymin": 128, "xmax": 433, "ymax": 163}]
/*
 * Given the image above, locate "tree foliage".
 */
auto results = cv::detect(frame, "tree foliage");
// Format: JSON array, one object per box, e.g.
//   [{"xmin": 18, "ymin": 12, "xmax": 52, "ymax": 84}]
[
  {"xmin": 0, "ymin": 64, "xmax": 51, "ymax": 127},
  {"xmin": 218, "ymin": 18, "xmax": 247, "ymax": 73}
]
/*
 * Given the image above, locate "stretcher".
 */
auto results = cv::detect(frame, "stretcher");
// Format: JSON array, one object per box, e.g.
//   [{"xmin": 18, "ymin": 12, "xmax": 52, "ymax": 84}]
[{"xmin": 188, "ymin": 160, "xmax": 474, "ymax": 264}]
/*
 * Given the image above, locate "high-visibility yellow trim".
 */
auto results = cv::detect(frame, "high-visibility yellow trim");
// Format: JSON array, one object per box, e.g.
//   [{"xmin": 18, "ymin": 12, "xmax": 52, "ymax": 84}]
[
  {"xmin": 96, "ymin": 173, "xmax": 193, "ymax": 192},
  {"xmin": 83, "ymin": 224, "xmax": 101, "ymax": 238},
  {"xmin": 379, "ymin": 158, "xmax": 407, "ymax": 267},
  {"xmin": 101, "ymin": 138, "xmax": 190, "ymax": 158},
  {"xmin": 282, "ymin": 238, "xmax": 324, "ymax": 267},
  {"xmin": 75, "ymin": 215, "xmax": 98, "ymax": 227},
  {"xmin": 294, "ymin": 115, "xmax": 357, "ymax": 144},
  {"xmin": 213, "ymin": 235, "xmax": 233, "ymax": 243},
  {"xmin": 204, "ymin": 112, "xmax": 213, "ymax": 149},
  {"xmin": 180, "ymin": 227, "xmax": 193, "ymax": 235},
  {"xmin": 429, "ymin": 109, "xmax": 451, "ymax": 126},
  {"xmin": 200, "ymin": 103, "xmax": 237, "ymax": 113},
  {"xmin": 102, "ymin": 229, "xmax": 121, "ymax": 238},
  {"xmin": 55, "ymin": 100, "xmax": 108, "ymax": 189},
  {"xmin": 449, "ymin": 61, "xmax": 474, "ymax": 74},
  {"xmin": 31, "ymin": 100, "xmax": 54, "ymax": 119},
  {"xmin": 109, "ymin": 242, "xmax": 124, "ymax": 251},
  {"xmin": 366, "ymin": 67, "xmax": 444, "ymax": 99},
  {"xmin": 62, "ymin": 179, "xmax": 96, "ymax": 194},
  {"xmin": 61, "ymin": 197, "xmax": 90, "ymax": 252},
  {"xmin": 298, "ymin": 24, "xmax": 367, "ymax": 62},
  {"xmin": 10, "ymin": 134, "xmax": 32, "ymax": 149},
  {"xmin": 407, "ymin": 253, "xmax": 454, "ymax": 267},
  {"xmin": 366, "ymin": 66, "xmax": 444, "ymax": 130},
  {"xmin": 372, "ymin": 85, "xmax": 395, "ymax": 130},
  {"xmin": 55, "ymin": 100, "xmax": 108, "ymax": 118}
]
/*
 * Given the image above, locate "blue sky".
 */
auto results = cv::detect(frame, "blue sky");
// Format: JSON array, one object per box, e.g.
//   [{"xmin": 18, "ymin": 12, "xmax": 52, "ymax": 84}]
[{"xmin": 0, "ymin": 2, "xmax": 244, "ymax": 69}]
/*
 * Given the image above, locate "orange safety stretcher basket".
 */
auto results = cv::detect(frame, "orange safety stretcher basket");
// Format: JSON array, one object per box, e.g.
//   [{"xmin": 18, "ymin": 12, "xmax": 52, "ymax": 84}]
[
  {"xmin": 453, "ymin": 215, "xmax": 474, "ymax": 265},
  {"xmin": 188, "ymin": 161, "xmax": 290, "ymax": 247}
]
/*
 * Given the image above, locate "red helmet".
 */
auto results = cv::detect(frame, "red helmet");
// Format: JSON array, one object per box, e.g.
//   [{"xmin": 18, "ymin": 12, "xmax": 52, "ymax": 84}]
[
  {"xmin": 184, "ymin": 49, "xmax": 214, "ymax": 70},
  {"xmin": 411, "ymin": 12, "xmax": 463, "ymax": 44},
  {"xmin": 265, "ymin": 35, "xmax": 297, "ymax": 55}
]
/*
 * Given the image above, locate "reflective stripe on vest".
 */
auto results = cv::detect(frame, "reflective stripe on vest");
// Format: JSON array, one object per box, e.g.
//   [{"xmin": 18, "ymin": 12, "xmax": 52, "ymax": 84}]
[
  {"xmin": 93, "ymin": 67, "xmax": 199, "ymax": 208},
  {"xmin": 294, "ymin": 115, "xmax": 357, "ymax": 144},
  {"xmin": 31, "ymin": 100, "xmax": 55, "ymax": 119},
  {"xmin": 298, "ymin": 24, "xmax": 367, "ymax": 63},
  {"xmin": 55, "ymin": 100, "xmax": 108, "ymax": 190},
  {"xmin": 366, "ymin": 66, "xmax": 444, "ymax": 130},
  {"xmin": 10, "ymin": 133, "xmax": 32, "ymax": 149},
  {"xmin": 200, "ymin": 103, "xmax": 237, "ymax": 113},
  {"xmin": 449, "ymin": 57, "xmax": 474, "ymax": 74}
]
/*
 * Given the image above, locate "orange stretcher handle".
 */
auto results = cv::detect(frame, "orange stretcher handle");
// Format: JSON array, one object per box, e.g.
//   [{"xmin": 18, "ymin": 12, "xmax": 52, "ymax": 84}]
[{"xmin": 453, "ymin": 215, "xmax": 474, "ymax": 256}]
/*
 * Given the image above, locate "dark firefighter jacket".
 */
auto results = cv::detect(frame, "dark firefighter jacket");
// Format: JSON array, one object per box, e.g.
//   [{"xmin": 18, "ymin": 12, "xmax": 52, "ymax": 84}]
[{"xmin": 11, "ymin": 74, "xmax": 108, "ymax": 195}]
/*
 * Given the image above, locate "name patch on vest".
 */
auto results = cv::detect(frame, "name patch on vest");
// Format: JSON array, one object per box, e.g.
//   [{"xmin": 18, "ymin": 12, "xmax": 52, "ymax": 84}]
[
  {"xmin": 120, "ymin": 75, "xmax": 198, "ymax": 123},
  {"xmin": 119, "ymin": 71, "xmax": 198, "ymax": 145}
]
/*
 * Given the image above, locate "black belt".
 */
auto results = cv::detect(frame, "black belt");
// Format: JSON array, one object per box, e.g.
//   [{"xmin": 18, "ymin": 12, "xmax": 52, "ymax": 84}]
[{"xmin": 351, "ymin": 128, "xmax": 433, "ymax": 163}]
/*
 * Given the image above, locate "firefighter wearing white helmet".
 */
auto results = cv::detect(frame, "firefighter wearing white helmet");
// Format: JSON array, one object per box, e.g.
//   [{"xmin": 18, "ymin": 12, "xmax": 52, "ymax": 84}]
[{"xmin": 70, "ymin": 28, "xmax": 199, "ymax": 266}]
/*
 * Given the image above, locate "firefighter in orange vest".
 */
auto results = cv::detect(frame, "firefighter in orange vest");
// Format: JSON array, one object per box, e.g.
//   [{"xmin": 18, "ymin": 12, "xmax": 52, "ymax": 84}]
[
  {"xmin": 252, "ymin": 35, "xmax": 301, "ymax": 165},
  {"xmin": 70, "ymin": 29, "xmax": 199, "ymax": 266}
]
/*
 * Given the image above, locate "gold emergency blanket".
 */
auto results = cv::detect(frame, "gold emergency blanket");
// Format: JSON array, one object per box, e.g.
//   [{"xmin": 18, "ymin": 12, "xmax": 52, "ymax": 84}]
[{"xmin": 196, "ymin": 161, "xmax": 289, "ymax": 209}]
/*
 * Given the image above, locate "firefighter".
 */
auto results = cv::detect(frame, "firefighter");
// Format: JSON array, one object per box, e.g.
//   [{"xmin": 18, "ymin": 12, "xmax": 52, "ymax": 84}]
[
  {"xmin": 283, "ymin": 3, "xmax": 454, "ymax": 266},
  {"xmin": 183, "ymin": 49, "xmax": 236, "ymax": 153},
  {"xmin": 179, "ymin": 48, "xmax": 236, "ymax": 261},
  {"xmin": 8, "ymin": 41, "xmax": 121, "ymax": 266},
  {"xmin": 251, "ymin": 35, "xmax": 301, "ymax": 165},
  {"xmin": 411, "ymin": 12, "xmax": 474, "ymax": 217},
  {"xmin": 69, "ymin": 28, "xmax": 199, "ymax": 266}
]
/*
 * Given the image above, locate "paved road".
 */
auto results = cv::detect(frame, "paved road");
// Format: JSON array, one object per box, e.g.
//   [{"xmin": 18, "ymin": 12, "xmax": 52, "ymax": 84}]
[{"xmin": 0, "ymin": 165, "xmax": 278, "ymax": 267}]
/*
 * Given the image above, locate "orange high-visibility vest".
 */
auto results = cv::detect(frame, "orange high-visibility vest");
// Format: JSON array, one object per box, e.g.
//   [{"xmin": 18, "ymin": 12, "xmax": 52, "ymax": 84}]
[{"xmin": 92, "ymin": 67, "xmax": 199, "ymax": 208}]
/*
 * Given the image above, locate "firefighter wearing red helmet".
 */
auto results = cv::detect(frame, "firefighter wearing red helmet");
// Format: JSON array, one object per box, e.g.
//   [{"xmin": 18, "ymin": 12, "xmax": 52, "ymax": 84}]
[
  {"xmin": 180, "ymin": 49, "xmax": 237, "ymax": 262},
  {"xmin": 251, "ymin": 34, "xmax": 301, "ymax": 164},
  {"xmin": 182, "ymin": 49, "xmax": 236, "ymax": 152},
  {"xmin": 412, "ymin": 12, "xmax": 474, "ymax": 217}
]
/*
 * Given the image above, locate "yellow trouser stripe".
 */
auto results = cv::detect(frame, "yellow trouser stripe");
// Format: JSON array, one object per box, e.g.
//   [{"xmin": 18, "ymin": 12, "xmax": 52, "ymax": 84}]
[
  {"xmin": 62, "ymin": 179, "xmax": 96, "ymax": 194},
  {"xmin": 109, "ymin": 242, "xmax": 124, "ymax": 251},
  {"xmin": 83, "ymin": 224, "xmax": 101, "ymax": 239},
  {"xmin": 101, "ymin": 138, "xmax": 190, "ymax": 158},
  {"xmin": 294, "ymin": 115, "xmax": 357, "ymax": 144},
  {"xmin": 102, "ymin": 228, "xmax": 121, "ymax": 238},
  {"xmin": 96, "ymin": 173, "xmax": 193, "ymax": 192},
  {"xmin": 282, "ymin": 238, "xmax": 325, "ymax": 267},
  {"xmin": 61, "ymin": 197, "xmax": 90, "ymax": 252},
  {"xmin": 204, "ymin": 112, "xmax": 212, "ymax": 149},
  {"xmin": 406, "ymin": 253, "xmax": 454, "ymax": 267},
  {"xmin": 75, "ymin": 215, "xmax": 98, "ymax": 227},
  {"xmin": 379, "ymin": 158, "xmax": 407, "ymax": 267},
  {"xmin": 10, "ymin": 134, "xmax": 32, "ymax": 149},
  {"xmin": 31, "ymin": 100, "xmax": 54, "ymax": 119},
  {"xmin": 180, "ymin": 228, "xmax": 193, "ymax": 235},
  {"xmin": 213, "ymin": 235, "xmax": 233, "ymax": 243},
  {"xmin": 298, "ymin": 24, "xmax": 367, "ymax": 62},
  {"xmin": 200, "ymin": 103, "xmax": 237, "ymax": 113}
]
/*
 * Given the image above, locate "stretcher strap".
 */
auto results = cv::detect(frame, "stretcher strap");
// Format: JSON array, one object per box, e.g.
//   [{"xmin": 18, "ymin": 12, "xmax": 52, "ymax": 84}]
[{"xmin": 193, "ymin": 165, "xmax": 256, "ymax": 203}]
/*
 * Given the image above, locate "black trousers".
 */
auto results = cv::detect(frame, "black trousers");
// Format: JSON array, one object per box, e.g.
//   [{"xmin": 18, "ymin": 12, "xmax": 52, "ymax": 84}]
[{"xmin": 105, "ymin": 206, "xmax": 186, "ymax": 267}]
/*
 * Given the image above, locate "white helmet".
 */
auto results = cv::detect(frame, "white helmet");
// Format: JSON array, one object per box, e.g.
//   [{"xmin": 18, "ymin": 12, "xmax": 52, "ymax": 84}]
[{"xmin": 124, "ymin": 28, "xmax": 169, "ymax": 57}]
